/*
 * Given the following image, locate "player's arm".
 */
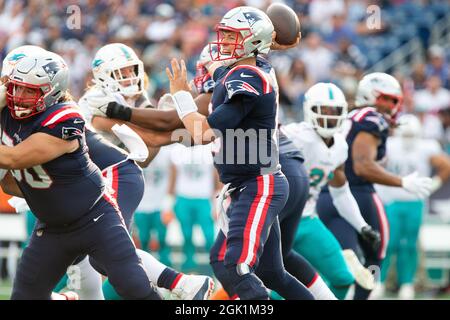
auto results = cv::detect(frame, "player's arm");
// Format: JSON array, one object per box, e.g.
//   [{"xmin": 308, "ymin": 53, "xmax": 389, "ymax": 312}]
[
  {"xmin": 328, "ymin": 165, "xmax": 381, "ymax": 251},
  {"xmin": 0, "ymin": 171, "xmax": 23, "ymax": 197},
  {"xmin": 167, "ymin": 59, "xmax": 258, "ymax": 145},
  {"xmin": 126, "ymin": 123, "xmax": 193, "ymax": 148},
  {"xmin": 353, "ymin": 131, "xmax": 432, "ymax": 197},
  {"xmin": 0, "ymin": 132, "xmax": 79, "ymax": 170},
  {"xmin": 104, "ymin": 93, "xmax": 212, "ymax": 131},
  {"xmin": 91, "ymin": 116, "xmax": 125, "ymax": 132},
  {"xmin": 352, "ymin": 131, "xmax": 402, "ymax": 186}
]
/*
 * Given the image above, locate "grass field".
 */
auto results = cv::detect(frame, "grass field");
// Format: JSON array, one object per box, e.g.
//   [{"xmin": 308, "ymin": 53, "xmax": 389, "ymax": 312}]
[{"xmin": 1, "ymin": 278, "xmax": 449, "ymax": 300}]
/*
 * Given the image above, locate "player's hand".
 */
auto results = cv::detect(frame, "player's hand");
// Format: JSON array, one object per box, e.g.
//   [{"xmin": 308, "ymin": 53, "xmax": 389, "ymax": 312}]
[
  {"xmin": 271, "ymin": 32, "xmax": 301, "ymax": 50},
  {"xmin": 166, "ymin": 58, "xmax": 191, "ymax": 94},
  {"xmin": 360, "ymin": 225, "xmax": 381, "ymax": 254},
  {"xmin": 401, "ymin": 171, "xmax": 433, "ymax": 198},
  {"xmin": 0, "ymin": 83, "xmax": 7, "ymax": 110},
  {"xmin": 157, "ymin": 93, "xmax": 176, "ymax": 110},
  {"xmin": 86, "ymin": 89, "xmax": 117, "ymax": 117}
]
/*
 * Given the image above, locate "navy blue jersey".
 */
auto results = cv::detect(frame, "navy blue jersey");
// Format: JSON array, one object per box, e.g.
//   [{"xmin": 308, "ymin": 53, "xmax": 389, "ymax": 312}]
[
  {"xmin": 85, "ymin": 129, "xmax": 128, "ymax": 170},
  {"xmin": 345, "ymin": 107, "xmax": 389, "ymax": 191},
  {"xmin": 0, "ymin": 103, "xmax": 105, "ymax": 227},
  {"xmin": 208, "ymin": 58, "xmax": 280, "ymax": 185}
]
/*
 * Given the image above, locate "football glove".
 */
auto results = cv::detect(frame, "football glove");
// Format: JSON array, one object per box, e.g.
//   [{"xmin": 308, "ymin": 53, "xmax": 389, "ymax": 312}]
[
  {"xmin": 85, "ymin": 89, "xmax": 117, "ymax": 117},
  {"xmin": 401, "ymin": 171, "xmax": 433, "ymax": 199},
  {"xmin": 360, "ymin": 225, "xmax": 381, "ymax": 254}
]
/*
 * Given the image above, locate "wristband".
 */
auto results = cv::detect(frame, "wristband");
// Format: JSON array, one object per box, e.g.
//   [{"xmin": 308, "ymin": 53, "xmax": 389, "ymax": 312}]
[
  {"xmin": 172, "ymin": 91, "xmax": 198, "ymax": 119},
  {"xmin": 106, "ymin": 101, "xmax": 132, "ymax": 121}
]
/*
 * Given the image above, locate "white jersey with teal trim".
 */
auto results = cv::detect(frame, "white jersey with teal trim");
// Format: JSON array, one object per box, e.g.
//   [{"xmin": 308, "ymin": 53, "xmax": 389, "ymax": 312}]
[
  {"xmin": 375, "ymin": 137, "xmax": 442, "ymax": 202},
  {"xmin": 282, "ymin": 122, "xmax": 348, "ymax": 217},
  {"xmin": 171, "ymin": 143, "xmax": 215, "ymax": 199},
  {"xmin": 137, "ymin": 146, "xmax": 172, "ymax": 213}
]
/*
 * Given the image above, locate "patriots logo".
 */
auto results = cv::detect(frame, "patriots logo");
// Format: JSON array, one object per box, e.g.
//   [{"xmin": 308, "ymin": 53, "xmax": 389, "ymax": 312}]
[
  {"xmin": 225, "ymin": 80, "xmax": 259, "ymax": 99},
  {"xmin": 43, "ymin": 61, "xmax": 63, "ymax": 81},
  {"xmin": 62, "ymin": 126, "xmax": 83, "ymax": 140},
  {"xmin": 243, "ymin": 11, "xmax": 262, "ymax": 27}
]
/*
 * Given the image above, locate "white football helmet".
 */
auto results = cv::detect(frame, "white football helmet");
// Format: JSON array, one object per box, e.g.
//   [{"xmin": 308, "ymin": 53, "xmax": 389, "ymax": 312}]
[
  {"xmin": 395, "ymin": 114, "xmax": 422, "ymax": 138},
  {"xmin": 210, "ymin": 6, "xmax": 274, "ymax": 62},
  {"xmin": 92, "ymin": 43, "xmax": 145, "ymax": 97},
  {"xmin": 355, "ymin": 72, "xmax": 403, "ymax": 117},
  {"xmin": 1, "ymin": 45, "xmax": 47, "ymax": 77},
  {"xmin": 303, "ymin": 82, "xmax": 348, "ymax": 138},
  {"xmin": 6, "ymin": 53, "xmax": 69, "ymax": 119}
]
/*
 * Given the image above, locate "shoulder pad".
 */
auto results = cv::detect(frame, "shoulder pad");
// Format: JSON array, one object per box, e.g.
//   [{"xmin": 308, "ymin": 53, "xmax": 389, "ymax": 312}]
[{"xmin": 222, "ymin": 65, "xmax": 272, "ymax": 100}]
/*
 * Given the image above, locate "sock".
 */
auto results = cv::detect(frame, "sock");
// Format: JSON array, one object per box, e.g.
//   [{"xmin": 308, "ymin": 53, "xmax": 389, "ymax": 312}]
[
  {"xmin": 102, "ymin": 280, "xmax": 122, "ymax": 300},
  {"xmin": 136, "ymin": 249, "xmax": 166, "ymax": 284},
  {"xmin": 54, "ymin": 274, "xmax": 69, "ymax": 292},
  {"xmin": 69, "ymin": 256, "xmax": 104, "ymax": 300},
  {"xmin": 307, "ymin": 274, "xmax": 337, "ymax": 300},
  {"xmin": 157, "ymin": 267, "xmax": 182, "ymax": 290}
]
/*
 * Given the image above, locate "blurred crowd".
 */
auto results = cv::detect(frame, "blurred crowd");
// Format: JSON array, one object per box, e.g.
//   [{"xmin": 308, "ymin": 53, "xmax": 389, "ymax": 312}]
[
  {"xmin": 0, "ymin": 0, "xmax": 450, "ymax": 294},
  {"xmin": 1, "ymin": 0, "xmax": 449, "ymax": 153}
]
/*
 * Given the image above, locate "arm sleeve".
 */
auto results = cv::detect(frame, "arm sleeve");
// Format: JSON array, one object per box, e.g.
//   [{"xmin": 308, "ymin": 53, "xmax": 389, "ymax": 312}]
[
  {"xmin": 207, "ymin": 66, "xmax": 266, "ymax": 133},
  {"xmin": 329, "ymin": 181, "xmax": 368, "ymax": 232},
  {"xmin": 207, "ymin": 95, "xmax": 258, "ymax": 133}
]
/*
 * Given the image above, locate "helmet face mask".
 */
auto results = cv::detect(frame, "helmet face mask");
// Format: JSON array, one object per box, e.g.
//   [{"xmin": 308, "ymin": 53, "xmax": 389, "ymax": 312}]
[
  {"xmin": 308, "ymin": 104, "xmax": 347, "ymax": 138},
  {"xmin": 374, "ymin": 90, "xmax": 402, "ymax": 119},
  {"xmin": 209, "ymin": 6, "xmax": 274, "ymax": 63},
  {"xmin": 92, "ymin": 43, "xmax": 145, "ymax": 97},
  {"xmin": 355, "ymin": 72, "xmax": 403, "ymax": 121},
  {"xmin": 110, "ymin": 64, "xmax": 142, "ymax": 96},
  {"xmin": 6, "ymin": 54, "xmax": 69, "ymax": 120},
  {"xmin": 303, "ymin": 82, "xmax": 348, "ymax": 139},
  {"xmin": 6, "ymin": 80, "xmax": 49, "ymax": 119},
  {"xmin": 210, "ymin": 26, "xmax": 251, "ymax": 61}
]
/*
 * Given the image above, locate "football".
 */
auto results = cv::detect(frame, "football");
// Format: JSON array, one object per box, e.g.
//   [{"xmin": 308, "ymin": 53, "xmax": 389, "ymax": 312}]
[{"xmin": 266, "ymin": 3, "xmax": 301, "ymax": 45}]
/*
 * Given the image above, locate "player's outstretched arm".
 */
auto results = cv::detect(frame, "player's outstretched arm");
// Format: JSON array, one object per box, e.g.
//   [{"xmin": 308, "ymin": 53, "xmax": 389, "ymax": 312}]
[
  {"xmin": 104, "ymin": 93, "xmax": 212, "ymax": 132},
  {"xmin": 0, "ymin": 133, "xmax": 79, "ymax": 170},
  {"xmin": 353, "ymin": 131, "xmax": 432, "ymax": 198},
  {"xmin": 328, "ymin": 166, "xmax": 381, "ymax": 253},
  {"xmin": 166, "ymin": 58, "xmax": 217, "ymax": 145},
  {"xmin": 352, "ymin": 131, "xmax": 403, "ymax": 186}
]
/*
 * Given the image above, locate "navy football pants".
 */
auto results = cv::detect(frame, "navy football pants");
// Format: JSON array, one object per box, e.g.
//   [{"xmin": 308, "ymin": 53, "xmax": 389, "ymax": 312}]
[
  {"xmin": 11, "ymin": 197, "xmax": 160, "ymax": 300},
  {"xmin": 210, "ymin": 172, "xmax": 313, "ymax": 300}
]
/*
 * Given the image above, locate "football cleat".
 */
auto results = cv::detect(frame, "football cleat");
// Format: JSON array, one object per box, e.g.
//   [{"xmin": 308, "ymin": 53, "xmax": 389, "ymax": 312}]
[
  {"xmin": 171, "ymin": 274, "xmax": 215, "ymax": 300},
  {"xmin": 342, "ymin": 249, "xmax": 375, "ymax": 290}
]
